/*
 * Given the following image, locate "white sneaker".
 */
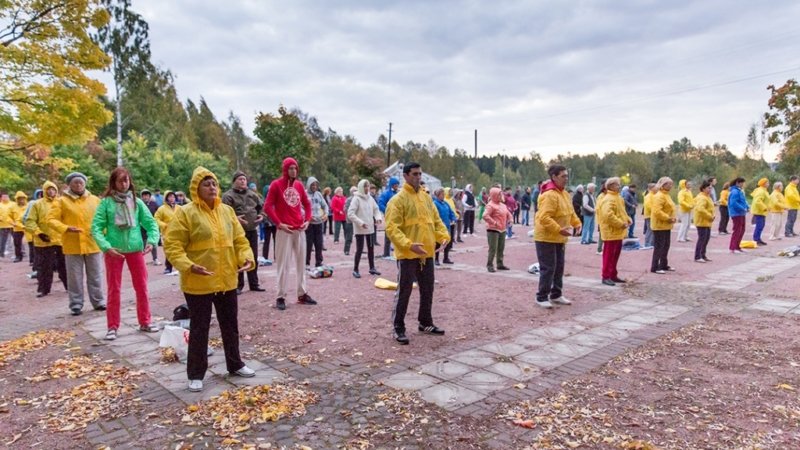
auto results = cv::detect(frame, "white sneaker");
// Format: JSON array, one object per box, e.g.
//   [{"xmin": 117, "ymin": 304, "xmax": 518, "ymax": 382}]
[
  {"xmin": 536, "ymin": 300, "xmax": 554, "ymax": 309},
  {"xmin": 104, "ymin": 329, "xmax": 117, "ymax": 340},
  {"xmin": 654, "ymin": 270, "xmax": 666, "ymax": 274},
  {"xmin": 188, "ymin": 380, "xmax": 203, "ymax": 392},
  {"xmin": 233, "ymin": 365, "xmax": 256, "ymax": 377},
  {"xmin": 694, "ymin": 259, "xmax": 706, "ymax": 263},
  {"xmin": 551, "ymin": 296, "xmax": 572, "ymax": 305}
]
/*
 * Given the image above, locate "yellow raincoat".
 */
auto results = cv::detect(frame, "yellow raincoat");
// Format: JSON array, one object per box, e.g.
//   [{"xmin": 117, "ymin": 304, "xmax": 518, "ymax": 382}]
[
  {"xmin": 0, "ymin": 196, "xmax": 13, "ymax": 230},
  {"xmin": 154, "ymin": 191, "xmax": 180, "ymax": 235},
  {"xmin": 384, "ymin": 183, "xmax": 450, "ymax": 260},
  {"xmin": 25, "ymin": 181, "xmax": 62, "ymax": 247},
  {"xmin": 719, "ymin": 188, "xmax": 729, "ymax": 207},
  {"xmin": 443, "ymin": 188, "xmax": 460, "ymax": 219},
  {"xmin": 693, "ymin": 193, "xmax": 715, "ymax": 228},
  {"xmin": 46, "ymin": 190, "xmax": 101, "ymax": 255},
  {"xmin": 534, "ymin": 182, "xmax": 582, "ymax": 244},
  {"xmin": 750, "ymin": 186, "xmax": 770, "ymax": 216},
  {"xmin": 12, "ymin": 192, "xmax": 27, "ymax": 233},
  {"xmin": 769, "ymin": 189, "xmax": 787, "ymax": 213},
  {"xmin": 597, "ymin": 191, "xmax": 630, "ymax": 241},
  {"xmin": 163, "ymin": 167, "xmax": 254, "ymax": 295},
  {"xmin": 677, "ymin": 180, "xmax": 695, "ymax": 213},
  {"xmin": 650, "ymin": 189, "xmax": 676, "ymax": 231},
  {"xmin": 785, "ymin": 182, "xmax": 800, "ymax": 210},
  {"xmin": 642, "ymin": 191, "xmax": 653, "ymax": 217}
]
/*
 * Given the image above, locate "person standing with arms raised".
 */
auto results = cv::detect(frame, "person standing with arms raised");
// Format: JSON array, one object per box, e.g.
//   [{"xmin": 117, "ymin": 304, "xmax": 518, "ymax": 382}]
[
  {"xmin": 384, "ymin": 162, "xmax": 450, "ymax": 345},
  {"xmin": 263, "ymin": 157, "xmax": 318, "ymax": 311},
  {"xmin": 534, "ymin": 165, "xmax": 582, "ymax": 309}
]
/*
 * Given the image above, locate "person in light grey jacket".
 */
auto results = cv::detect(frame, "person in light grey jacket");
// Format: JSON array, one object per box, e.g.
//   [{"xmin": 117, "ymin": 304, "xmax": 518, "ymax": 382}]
[
  {"xmin": 347, "ymin": 179, "xmax": 383, "ymax": 278},
  {"xmin": 305, "ymin": 176, "xmax": 328, "ymax": 267}
]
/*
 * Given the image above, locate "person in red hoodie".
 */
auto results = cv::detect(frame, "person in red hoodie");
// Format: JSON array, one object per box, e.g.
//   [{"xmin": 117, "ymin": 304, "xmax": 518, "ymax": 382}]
[
  {"xmin": 483, "ymin": 187, "xmax": 513, "ymax": 272},
  {"xmin": 330, "ymin": 187, "xmax": 347, "ymax": 243},
  {"xmin": 263, "ymin": 157, "xmax": 318, "ymax": 311}
]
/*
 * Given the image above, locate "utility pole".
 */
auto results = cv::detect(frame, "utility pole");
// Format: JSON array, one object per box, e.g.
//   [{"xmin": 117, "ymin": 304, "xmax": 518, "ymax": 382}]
[
  {"xmin": 502, "ymin": 151, "xmax": 506, "ymax": 188},
  {"xmin": 474, "ymin": 129, "xmax": 477, "ymax": 158},
  {"xmin": 387, "ymin": 122, "xmax": 393, "ymax": 166}
]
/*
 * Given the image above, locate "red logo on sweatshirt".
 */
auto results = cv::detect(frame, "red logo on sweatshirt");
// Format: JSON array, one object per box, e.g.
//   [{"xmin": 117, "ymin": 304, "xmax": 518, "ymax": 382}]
[{"xmin": 284, "ymin": 186, "xmax": 300, "ymax": 207}]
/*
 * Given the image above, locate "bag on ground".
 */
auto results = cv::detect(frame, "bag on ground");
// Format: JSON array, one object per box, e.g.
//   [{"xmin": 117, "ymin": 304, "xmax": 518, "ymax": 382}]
[{"xmin": 159, "ymin": 325, "xmax": 190, "ymax": 362}]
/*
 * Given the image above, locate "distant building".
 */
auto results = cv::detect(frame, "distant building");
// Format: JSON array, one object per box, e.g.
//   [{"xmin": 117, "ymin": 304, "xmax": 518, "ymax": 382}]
[{"xmin": 383, "ymin": 161, "xmax": 442, "ymax": 191}]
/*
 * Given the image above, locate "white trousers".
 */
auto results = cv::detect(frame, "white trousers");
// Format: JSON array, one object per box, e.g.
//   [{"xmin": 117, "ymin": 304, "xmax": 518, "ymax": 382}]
[
  {"xmin": 275, "ymin": 229, "xmax": 308, "ymax": 299},
  {"xmin": 769, "ymin": 212, "xmax": 785, "ymax": 240},
  {"xmin": 677, "ymin": 212, "xmax": 692, "ymax": 241}
]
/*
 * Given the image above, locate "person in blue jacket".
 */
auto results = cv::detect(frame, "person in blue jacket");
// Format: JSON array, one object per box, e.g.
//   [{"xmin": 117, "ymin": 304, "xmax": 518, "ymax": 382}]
[
  {"xmin": 432, "ymin": 187, "xmax": 457, "ymax": 265},
  {"xmin": 727, "ymin": 177, "xmax": 749, "ymax": 253},
  {"xmin": 378, "ymin": 177, "xmax": 400, "ymax": 258}
]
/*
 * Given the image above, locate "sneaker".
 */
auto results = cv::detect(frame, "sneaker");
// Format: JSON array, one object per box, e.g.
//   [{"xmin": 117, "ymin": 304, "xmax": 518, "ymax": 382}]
[
  {"xmin": 640, "ymin": 245, "xmax": 654, "ymax": 250},
  {"xmin": 394, "ymin": 331, "xmax": 409, "ymax": 345},
  {"xmin": 298, "ymin": 294, "xmax": 317, "ymax": 305},
  {"xmin": 70, "ymin": 309, "xmax": 83, "ymax": 316},
  {"xmin": 139, "ymin": 324, "xmax": 159, "ymax": 333},
  {"xmin": 369, "ymin": 269, "xmax": 381, "ymax": 276},
  {"xmin": 153, "ymin": 259, "xmax": 162, "ymax": 266},
  {"xmin": 694, "ymin": 258, "xmax": 706, "ymax": 263},
  {"xmin": 94, "ymin": 305, "xmax": 107, "ymax": 311},
  {"xmin": 497, "ymin": 265, "xmax": 510, "ymax": 270},
  {"xmin": 611, "ymin": 277, "xmax": 626, "ymax": 283},
  {"xmin": 250, "ymin": 286, "xmax": 266, "ymax": 292},
  {"xmin": 434, "ymin": 260, "xmax": 440, "ymax": 266},
  {"xmin": 602, "ymin": 278, "xmax": 616, "ymax": 286},
  {"xmin": 654, "ymin": 270, "xmax": 666, "ymax": 274},
  {"xmin": 442, "ymin": 259, "xmax": 454, "ymax": 264},
  {"xmin": 757, "ymin": 240, "xmax": 768, "ymax": 246},
  {"xmin": 188, "ymin": 379, "xmax": 203, "ymax": 392},
  {"xmin": 105, "ymin": 329, "xmax": 117, "ymax": 340},
  {"xmin": 276, "ymin": 298, "xmax": 286, "ymax": 310},
  {"xmin": 536, "ymin": 300, "xmax": 554, "ymax": 309},
  {"xmin": 666, "ymin": 266, "xmax": 676, "ymax": 272},
  {"xmin": 703, "ymin": 258, "xmax": 712, "ymax": 262},
  {"xmin": 487, "ymin": 266, "xmax": 496, "ymax": 273},
  {"xmin": 418, "ymin": 325, "xmax": 445, "ymax": 335},
  {"xmin": 551, "ymin": 296, "xmax": 572, "ymax": 305},
  {"xmin": 352, "ymin": 271, "xmax": 361, "ymax": 279},
  {"xmin": 232, "ymin": 365, "xmax": 256, "ymax": 377},
  {"xmin": 162, "ymin": 268, "xmax": 172, "ymax": 275}
]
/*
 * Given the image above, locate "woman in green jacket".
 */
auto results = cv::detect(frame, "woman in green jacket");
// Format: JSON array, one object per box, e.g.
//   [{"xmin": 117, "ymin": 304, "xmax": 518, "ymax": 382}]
[{"xmin": 91, "ymin": 167, "xmax": 160, "ymax": 340}]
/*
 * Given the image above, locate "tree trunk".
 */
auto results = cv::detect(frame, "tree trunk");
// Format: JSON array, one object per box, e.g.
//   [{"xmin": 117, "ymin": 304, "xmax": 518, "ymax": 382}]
[{"xmin": 114, "ymin": 63, "xmax": 123, "ymax": 167}]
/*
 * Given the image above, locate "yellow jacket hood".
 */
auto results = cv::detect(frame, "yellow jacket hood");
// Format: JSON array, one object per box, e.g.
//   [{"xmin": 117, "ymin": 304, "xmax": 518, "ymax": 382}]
[
  {"xmin": 14, "ymin": 191, "xmax": 27, "ymax": 201},
  {"xmin": 679, "ymin": 179, "xmax": 687, "ymax": 189},
  {"xmin": 189, "ymin": 167, "xmax": 220, "ymax": 210}
]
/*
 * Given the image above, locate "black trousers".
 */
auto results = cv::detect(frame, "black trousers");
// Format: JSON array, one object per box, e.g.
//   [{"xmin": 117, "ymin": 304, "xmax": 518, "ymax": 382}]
[
  {"xmin": 12, "ymin": 231, "xmax": 24, "ymax": 260},
  {"xmin": 262, "ymin": 224, "xmax": 276, "ymax": 260},
  {"xmin": 651, "ymin": 230, "xmax": 671, "ymax": 272},
  {"xmin": 435, "ymin": 226, "xmax": 453, "ymax": 262},
  {"xmin": 354, "ymin": 234, "xmax": 375, "ymax": 272},
  {"xmin": 327, "ymin": 216, "xmax": 334, "ymax": 234},
  {"xmin": 718, "ymin": 205, "xmax": 729, "ymax": 233},
  {"xmin": 37, "ymin": 245, "xmax": 66, "ymax": 294},
  {"xmin": 237, "ymin": 229, "xmax": 260, "ymax": 290},
  {"xmin": 0, "ymin": 228, "xmax": 9, "ymax": 257},
  {"xmin": 694, "ymin": 227, "xmax": 711, "ymax": 260},
  {"xmin": 185, "ymin": 289, "xmax": 244, "ymax": 380},
  {"xmin": 535, "ymin": 241, "xmax": 565, "ymax": 302},
  {"xmin": 463, "ymin": 210, "xmax": 475, "ymax": 234},
  {"xmin": 382, "ymin": 230, "xmax": 392, "ymax": 257},
  {"xmin": 305, "ymin": 223, "xmax": 324, "ymax": 267},
  {"xmin": 392, "ymin": 258, "xmax": 435, "ymax": 333},
  {"xmin": 29, "ymin": 242, "xmax": 35, "ymax": 267}
]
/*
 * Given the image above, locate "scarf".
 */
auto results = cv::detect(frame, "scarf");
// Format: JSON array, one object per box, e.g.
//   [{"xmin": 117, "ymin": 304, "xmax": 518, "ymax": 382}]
[{"xmin": 111, "ymin": 191, "xmax": 136, "ymax": 229}]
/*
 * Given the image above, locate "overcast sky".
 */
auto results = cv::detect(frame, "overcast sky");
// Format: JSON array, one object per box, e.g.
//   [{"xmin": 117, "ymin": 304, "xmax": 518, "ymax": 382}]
[{"xmin": 118, "ymin": 0, "xmax": 800, "ymax": 161}]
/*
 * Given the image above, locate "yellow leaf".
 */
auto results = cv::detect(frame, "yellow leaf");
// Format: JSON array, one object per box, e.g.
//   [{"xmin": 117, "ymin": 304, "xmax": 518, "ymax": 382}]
[
  {"xmin": 776, "ymin": 383, "xmax": 795, "ymax": 391},
  {"xmin": 234, "ymin": 424, "xmax": 250, "ymax": 433},
  {"xmin": 59, "ymin": 423, "xmax": 76, "ymax": 432}
]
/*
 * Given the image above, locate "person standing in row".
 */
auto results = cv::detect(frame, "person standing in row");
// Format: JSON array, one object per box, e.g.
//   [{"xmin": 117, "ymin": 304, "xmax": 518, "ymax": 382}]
[
  {"xmin": 534, "ymin": 165, "xmax": 582, "ymax": 308},
  {"xmin": 432, "ymin": 188, "xmax": 456, "ymax": 266},
  {"xmin": 91, "ymin": 167, "xmax": 160, "ymax": 340},
  {"xmin": 623, "ymin": 184, "xmax": 638, "ymax": 238},
  {"xmin": 343, "ymin": 186, "xmax": 357, "ymax": 256},
  {"xmin": 260, "ymin": 184, "xmax": 277, "ymax": 264},
  {"xmin": 785, "ymin": 175, "xmax": 800, "ymax": 237},
  {"xmin": 650, "ymin": 177, "xmax": 677, "ymax": 274},
  {"xmin": 140, "ymin": 190, "xmax": 161, "ymax": 265},
  {"xmin": 263, "ymin": 157, "xmax": 318, "ymax": 311},
  {"xmin": 454, "ymin": 189, "xmax": 465, "ymax": 243},
  {"xmin": 693, "ymin": 180, "xmax": 715, "ymax": 263},
  {"xmin": 751, "ymin": 178, "xmax": 770, "ymax": 246},
  {"xmin": 768, "ymin": 181, "xmax": 787, "ymax": 241},
  {"xmin": 521, "ymin": 186, "xmax": 532, "ymax": 227},
  {"xmin": 331, "ymin": 187, "xmax": 347, "ymax": 244},
  {"xmin": 728, "ymin": 177, "xmax": 749, "ymax": 253},
  {"xmin": 25, "ymin": 181, "xmax": 67, "ymax": 297},
  {"xmin": 304, "ymin": 176, "xmax": 327, "ymax": 268},
  {"xmin": 378, "ymin": 178, "xmax": 400, "ymax": 258},
  {"xmin": 676, "ymin": 180, "xmax": 694, "ymax": 242},
  {"xmin": 154, "ymin": 191, "xmax": 180, "ymax": 275},
  {"xmin": 22, "ymin": 189, "xmax": 43, "ymax": 274},
  {"xmin": 571, "ymin": 185, "xmax": 584, "ymax": 237},
  {"xmin": 463, "ymin": 184, "xmax": 477, "ymax": 235},
  {"xmin": 385, "ymin": 162, "xmax": 450, "ymax": 345},
  {"xmin": 164, "ymin": 167, "xmax": 257, "ymax": 393},
  {"xmin": 718, "ymin": 182, "xmax": 730, "ymax": 235},
  {"xmin": 10, "ymin": 191, "xmax": 28, "ymax": 262},
  {"xmin": 47, "ymin": 172, "xmax": 106, "ymax": 315},
  {"xmin": 323, "ymin": 187, "xmax": 334, "ymax": 236},
  {"xmin": 348, "ymin": 179, "xmax": 383, "ymax": 278},
  {"xmin": 642, "ymin": 183, "xmax": 656, "ymax": 249},
  {"xmin": 597, "ymin": 177, "xmax": 630, "ymax": 286},
  {"xmin": 0, "ymin": 193, "xmax": 12, "ymax": 257},
  {"xmin": 595, "ymin": 182, "xmax": 606, "ymax": 255},
  {"xmin": 223, "ymin": 171, "xmax": 266, "ymax": 294},
  {"xmin": 483, "ymin": 187, "xmax": 512, "ymax": 273},
  {"xmin": 504, "ymin": 188, "xmax": 517, "ymax": 238},
  {"xmin": 580, "ymin": 183, "xmax": 596, "ymax": 244}
]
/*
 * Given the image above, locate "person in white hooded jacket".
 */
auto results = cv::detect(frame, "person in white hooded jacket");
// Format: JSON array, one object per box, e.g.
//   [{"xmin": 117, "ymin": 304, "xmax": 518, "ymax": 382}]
[
  {"xmin": 347, "ymin": 179, "xmax": 383, "ymax": 278},
  {"xmin": 305, "ymin": 176, "xmax": 328, "ymax": 267}
]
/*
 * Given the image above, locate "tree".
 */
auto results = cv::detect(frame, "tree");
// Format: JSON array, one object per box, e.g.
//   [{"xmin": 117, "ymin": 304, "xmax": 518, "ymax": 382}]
[
  {"xmin": 764, "ymin": 80, "xmax": 800, "ymax": 175},
  {"xmin": 224, "ymin": 112, "xmax": 251, "ymax": 172},
  {"xmin": 1, "ymin": 0, "xmax": 111, "ymax": 151},
  {"xmin": 249, "ymin": 105, "xmax": 314, "ymax": 183}
]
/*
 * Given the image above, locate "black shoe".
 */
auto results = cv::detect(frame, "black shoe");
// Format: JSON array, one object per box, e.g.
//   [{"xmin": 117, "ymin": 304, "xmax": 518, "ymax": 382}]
[
  {"xmin": 602, "ymin": 279, "xmax": 616, "ymax": 286},
  {"xmin": 487, "ymin": 266, "xmax": 496, "ymax": 273},
  {"xmin": 442, "ymin": 259, "xmax": 454, "ymax": 264},
  {"xmin": 250, "ymin": 286, "xmax": 266, "ymax": 292},
  {"xmin": 611, "ymin": 277, "xmax": 626, "ymax": 283},
  {"xmin": 12, "ymin": 258, "xmax": 22, "ymax": 263},
  {"xmin": 94, "ymin": 305, "xmax": 106, "ymax": 311},
  {"xmin": 757, "ymin": 240, "xmax": 768, "ymax": 246},
  {"xmin": 352, "ymin": 271, "xmax": 361, "ymax": 279},
  {"xmin": 497, "ymin": 265, "xmax": 510, "ymax": 270},
  {"xmin": 236, "ymin": 288, "xmax": 243, "ymax": 295},
  {"xmin": 369, "ymin": 269, "xmax": 381, "ymax": 276},
  {"xmin": 36, "ymin": 292, "xmax": 48, "ymax": 298},
  {"xmin": 590, "ymin": 240, "xmax": 598, "ymax": 244},
  {"xmin": 457, "ymin": 239, "xmax": 464, "ymax": 243},
  {"xmin": 323, "ymin": 247, "xmax": 327, "ymax": 251},
  {"xmin": 344, "ymin": 251, "xmax": 350, "ymax": 256},
  {"xmin": 434, "ymin": 260, "xmax": 440, "ymax": 266},
  {"xmin": 298, "ymin": 294, "xmax": 317, "ymax": 305},
  {"xmin": 276, "ymin": 298, "xmax": 286, "ymax": 310},
  {"xmin": 419, "ymin": 325, "xmax": 445, "ymax": 335},
  {"xmin": 70, "ymin": 309, "xmax": 82, "ymax": 316},
  {"xmin": 394, "ymin": 331, "xmax": 409, "ymax": 345}
]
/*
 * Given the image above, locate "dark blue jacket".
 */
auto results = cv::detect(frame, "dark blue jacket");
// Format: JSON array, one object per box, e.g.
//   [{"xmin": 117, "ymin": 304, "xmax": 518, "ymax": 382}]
[
  {"xmin": 378, "ymin": 177, "xmax": 400, "ymax": 213},
  {"xmin": 728, "ymin": 185, "xmax": 748, "ymax": 217},
  {"xmin": 433, "ymin": 197, "xmax": 457, "ymax": 229}
]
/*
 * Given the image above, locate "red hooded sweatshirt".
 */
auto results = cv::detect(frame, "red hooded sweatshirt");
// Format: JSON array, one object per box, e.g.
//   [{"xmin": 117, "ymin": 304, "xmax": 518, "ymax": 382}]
[{"xmin": 263, "ymin": 157, "xmax": 311, "ymax": 229}]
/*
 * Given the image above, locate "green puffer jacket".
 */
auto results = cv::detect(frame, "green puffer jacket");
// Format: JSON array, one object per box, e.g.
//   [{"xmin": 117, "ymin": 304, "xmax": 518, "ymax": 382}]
[{"xmin": 91, "ymin": 195, "xmax": 160, "ymax": 253}]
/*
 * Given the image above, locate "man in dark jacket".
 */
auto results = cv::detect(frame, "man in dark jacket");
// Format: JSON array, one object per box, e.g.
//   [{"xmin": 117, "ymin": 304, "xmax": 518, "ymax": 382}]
[
  {"xmin": 223, "ymin": 171, "xmax": 266, "ymax": 294},
  {"xmin": 571, "ymin": 185, "xmax": 584, "ymax": 236},
  {"xmin": 623, "ymin": 184, "xmax": 638, "ymax": 238},
  {"xmin": 140, "ymin": 189, "xmax": 161, "ymax": 265}
]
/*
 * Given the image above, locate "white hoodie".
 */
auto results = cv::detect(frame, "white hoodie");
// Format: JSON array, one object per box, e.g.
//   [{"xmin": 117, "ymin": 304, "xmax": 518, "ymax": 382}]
[{"xmin": 347, "ymin": 179, "xmax": 383, "ymax": 235}]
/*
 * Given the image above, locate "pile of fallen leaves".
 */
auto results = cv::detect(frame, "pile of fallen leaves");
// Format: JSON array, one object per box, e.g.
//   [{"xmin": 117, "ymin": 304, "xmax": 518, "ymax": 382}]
[
  {"xmin": 25, "ymin": 355, "xmax": 100, "ymax": 382},
  {"xmin": 353, "ymin": 390, "xmax": 437, "ymax": 444},
  {"xmin": 181, "ymin": 384, "xmax": 319, "ymax": 444},
  {"xmin": 0, "ymin": 329, "xmax": 75, "ymax": 368},
  {"xmin": 607, "ymin": 323, "xmax": 705, "ymax": 367},
  {"xmin": 253, "ymin": 342, "xmax": 317, "ymax": 367},
  {"xmin": 160, "ymin": 347, "xmax": 179, "ymax": 363}
]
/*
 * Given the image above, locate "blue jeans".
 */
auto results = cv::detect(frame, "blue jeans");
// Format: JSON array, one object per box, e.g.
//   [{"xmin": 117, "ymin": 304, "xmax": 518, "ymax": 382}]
[
  {"xmin": 581, "ymin": 214, "xmax": 595, "ymax": 243},
  {"xmin": 521, "ymin": 209, "xmax": 530, "ymax": 226},
  {"xmin": 506, "ymin": 223, "xmax": 513, "ymax": 237},
  {"xmin": 753, "ymin": 215, "xmax": 766, "ymax": 242},
  {"xmin": 627, "ymin": 213, "xmax": 636, "ymax": 238}
]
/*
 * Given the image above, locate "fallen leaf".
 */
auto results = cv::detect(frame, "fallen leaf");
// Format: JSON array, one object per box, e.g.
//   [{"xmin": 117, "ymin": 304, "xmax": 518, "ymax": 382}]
[
  {"xmin": 776, "ymin": 383, "xmax": 795, "ymax": 391},
  {"xmin": 513, "ymin": 419, "xmax": 536, "ymax": 429}
]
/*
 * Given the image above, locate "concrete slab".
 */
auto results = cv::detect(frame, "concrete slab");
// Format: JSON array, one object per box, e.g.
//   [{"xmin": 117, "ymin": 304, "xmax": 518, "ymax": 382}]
[
  {"xmin": 453, "ymin": 370, "xmax": 511, "ymax": 394},
  {"xmin": 512, "ymin": 333, "xmax": 552, "ymax": 350},
  {"xmin": 584, "ymin": 326, "xmax": 629, "ymax": 341},
  {"xmin": 515, "ymin": 348, "xmax": 575, "ymax": 369},
  {"xmin": 484, "ymin": 361, "xmax": 541, "ymax": 382},
  {"xmin": 419, "ymin": 382, "xmax": 485, "ymax": 410},
  {"xmin": 561, "ymin": 331, "xmax": 616, "ymax": 349},
  {"xmin": 606, "ymin": 319, "xmax": 647, "ymax": 331},
  {"xmin": 418, "ymin": 359, "xmax": 474, "ymax": 381},
  {"xmin": 622, "ymin": 313, "xmax": 664, "ymax": 325},
  {"xmin": 478, "ymin": 341, "xmax": 528, "ymax": 357},
  {"xmin": 525, "ymin": 322, "xmax": 587, "ymax": 340},
  {"xmin": 546, "ymin": 342, "xmax": 595, "ymax": 358},
  {"xmin": 383, "ymin": 371, "xmax": 440, "ymax": 391},
  {"xmin": 748, "ymin": 303, "xmax": 795, "ymax": 314},
  {"xmin": 449, "ymin": 349, "xmax": 499, "ymax": 369}
]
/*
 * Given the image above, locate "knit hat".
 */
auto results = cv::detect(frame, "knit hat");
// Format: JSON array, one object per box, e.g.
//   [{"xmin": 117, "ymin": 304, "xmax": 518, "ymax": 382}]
[
  {"xmin": 232, "ymin": 171, "xmax": 247, "ymax": 183},
  {"xmin": 758, "ymin": 178, "xmax": 768, "ymax": 187},
  {"xmin": 65, "ymin": 172, "xmax": 87, "ymax": 184}
]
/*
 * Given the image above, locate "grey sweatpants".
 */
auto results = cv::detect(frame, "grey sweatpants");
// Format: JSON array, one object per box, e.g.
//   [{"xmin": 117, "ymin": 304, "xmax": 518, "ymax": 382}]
[{"xmin": 66, "ymin": 253, "xmax": 106, "ymax": 311}]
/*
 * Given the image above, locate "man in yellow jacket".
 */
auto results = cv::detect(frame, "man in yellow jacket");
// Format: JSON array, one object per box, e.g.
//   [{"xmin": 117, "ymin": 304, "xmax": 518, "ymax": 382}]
[
  {"xmin": 25, "ymin": 181, "xmax": 67, "ymax": 297},
  {"xmin": 676, "ymin": 179, "xmax": 695, "ymax": 242},
  {"xmin": 47, "ymin": 172, "xmax": 106, "ymax": 315},
  {"xmin": 10, "ymin": 191, "xmax": 28, "ymax": 262},
  {"xmin": 784, "ymin": 175, "xmax": 799, "ymax": 237},
  {"xmin": 0, "ymin": 192, "xmax": 12, "ymax": 257},
  {"xmin": 154, "ymin": 191, "xmax": 181, "ymax": 274},
  {"xmin": 384, "ymin": 162, "xmax": 450, "ymax": 345},
  {"xmin": 751, "ymin": 178, "xmax": 770, "ymax": 245},
  {"xmin": 534, "ymin": 164, "xmax": 582, "ymax": 308}
]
